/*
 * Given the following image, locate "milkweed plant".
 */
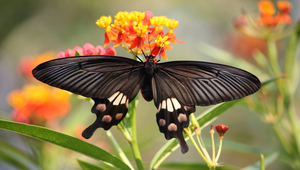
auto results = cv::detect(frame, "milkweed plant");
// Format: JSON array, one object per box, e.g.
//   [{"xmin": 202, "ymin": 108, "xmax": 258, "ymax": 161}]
[{"xmin": 1, "ymin": 0, "xmax": 300, "ymax": 169}]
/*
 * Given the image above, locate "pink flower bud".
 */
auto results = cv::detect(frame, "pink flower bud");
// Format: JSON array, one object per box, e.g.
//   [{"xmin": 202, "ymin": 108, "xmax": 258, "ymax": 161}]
[
  {"xmin": 143, "ymin": 11, "xmax": 154, "ymax": 25},
  {"xmin": 83, "ymin": 43, "xmax": 95, "ymax": 55},
  {"xmin": 57, "ymin": 51, "xmax": 66, "ymax": 58},
  {"xmin": 105, "ymin": 46, "xmax": 117, "ymax": 56},
  {"xmin": 73, "ymin": 46, "xmax": 83, "ymax": 56},
  {"xmin": 65, "ymin": 49, "xmax": 75, "ymax": 57},
  {"xmin": 95, "ymin": 45, "xmax": 106, "ymax": 55}
]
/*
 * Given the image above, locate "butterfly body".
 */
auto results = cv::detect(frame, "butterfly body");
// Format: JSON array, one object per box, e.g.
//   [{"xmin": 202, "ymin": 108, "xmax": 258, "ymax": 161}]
[{"xmin": 32, "ymin": 55, "xmax": 261, "ymax": 153}]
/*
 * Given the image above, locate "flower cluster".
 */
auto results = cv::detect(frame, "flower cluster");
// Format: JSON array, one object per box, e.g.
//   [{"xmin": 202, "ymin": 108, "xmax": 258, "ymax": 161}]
[
  {"xmin": 96, "ymin": 11, "xmax": 184, "ymax": 60},
  {"xmin": 257, "ymin": 0, "xmax": 292, "ymax": 26},
  {"xmin": 7, "ymin": 84, "xmax": 70, "ymax": 124},
  {"xmin": 57, "ymin": 43, "xmax": 117, "ymax": 58},
  {"xmin": 234, "ymin": 0, "xmax": 293, "ymax": 39},
  {"xmin": 19, "ymin": 51, "xmax": 56, "ymax": 80}
]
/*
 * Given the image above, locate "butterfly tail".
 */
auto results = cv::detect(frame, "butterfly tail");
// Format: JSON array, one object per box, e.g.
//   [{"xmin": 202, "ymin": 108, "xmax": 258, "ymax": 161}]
[{"xmin": 156, "ymin": 97, "xmax": 195, "ymax": 154}]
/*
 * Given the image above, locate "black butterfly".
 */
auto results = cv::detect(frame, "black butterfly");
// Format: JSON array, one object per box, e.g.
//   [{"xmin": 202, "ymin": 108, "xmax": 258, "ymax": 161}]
[{"xmin": 32, "ymin": 54, "xmax": 261, "ymax": 153}]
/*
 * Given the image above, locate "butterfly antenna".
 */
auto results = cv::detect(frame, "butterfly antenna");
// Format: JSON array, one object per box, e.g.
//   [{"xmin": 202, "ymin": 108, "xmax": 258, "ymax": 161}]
[
  {"xmin": 138, "ymin": 36, "xmax": 147, "ymax": 58},
  {"xmin": 147, "ymin": 31, "xmax": 152, "ymax": 54},
  {"xmin": 121, "ymin": 37, "xmax": 143, "ymax": 62}
]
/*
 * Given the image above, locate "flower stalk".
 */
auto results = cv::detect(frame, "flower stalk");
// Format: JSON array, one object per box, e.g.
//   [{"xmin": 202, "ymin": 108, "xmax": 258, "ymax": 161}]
[{"xmin": 186, "ymin": 121, "xmax": 228, "ymax": 168}]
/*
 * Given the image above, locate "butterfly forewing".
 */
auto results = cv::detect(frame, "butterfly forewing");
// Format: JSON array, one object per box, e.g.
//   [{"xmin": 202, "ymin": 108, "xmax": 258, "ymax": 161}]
[
  {"xmin": 154, "ymin": 61, "xmax": 261, "ymax": 106},
  {"xmin": 32, "ymin": 56, "xmax": 144, "ymax": 99},
  {"xmin": 32, "ymin": 56, "xmax": 144, "ymax": 138}
]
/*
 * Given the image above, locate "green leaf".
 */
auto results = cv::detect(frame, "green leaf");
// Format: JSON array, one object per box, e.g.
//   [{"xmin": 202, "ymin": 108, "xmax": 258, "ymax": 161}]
[
  {"xmin": 0, "ymin": 119, "xmax": 131, "ymax": 170},
  {"xmin": 241, "ymin": 152, "xmax": 278, "ymax": 170},
  {"xmin": 283, "ymin": 22, "xmax": 300, "ymax": 96},
  {"xmin": 78, "ymin": 159, "xmax": 113, "ymax": 170},
  {"xmin": 0, "ymin": 139, "xmax": 38, "ymax": 170},
  {"xmin": 160, "ymin": 162, "xmax": 238, "ymax": 170},
  {"xmin": 75, "ymin": 50, "xmax": 81, "ymax": 56}
]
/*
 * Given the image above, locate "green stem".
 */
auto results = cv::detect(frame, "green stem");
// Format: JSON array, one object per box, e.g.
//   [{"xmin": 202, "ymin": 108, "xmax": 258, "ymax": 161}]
[
  {"xmin": 129, "ymin": 98, "xmax": 144, "ymax": 170},
  {"xmin": 267, "ymin": 39, "xmax": 281, "ymax": 76},
  {"xmin": 211, "ymin": 132, "xmax": 216, "ymax": 163},
  {"xmin": 260, "ymin": 154, "xmax": 265, "ymax": 170},
  {"xmin": 215, "ymin": 139, "xmax": 223, "ymax": 162},
  {"xmin": 272, "ymin": 123, "xmax": 293, "ymax": 154},
  {"xmin": 184, "ymin": 128, "xmax": 211, "ymax": 166},
  {"xmin": 286, "ymin": 106, "xmax": 300, "ymax": 156},
  {"xmin": 106, "ymin": 130, "xmax": 134, "ymax": 170}
]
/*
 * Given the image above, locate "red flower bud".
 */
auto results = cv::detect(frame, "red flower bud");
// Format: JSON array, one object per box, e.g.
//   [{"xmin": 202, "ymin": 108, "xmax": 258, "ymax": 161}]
[{"xmin": 215, "ymin": 124, "xmax": 229, "ymax": 138}]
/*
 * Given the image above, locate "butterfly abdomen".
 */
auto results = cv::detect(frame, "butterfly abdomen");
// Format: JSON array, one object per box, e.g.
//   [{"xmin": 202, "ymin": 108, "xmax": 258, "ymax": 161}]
[{"xmin": 141, "ymin": 75, "xmax": 153, "ymax": 101}]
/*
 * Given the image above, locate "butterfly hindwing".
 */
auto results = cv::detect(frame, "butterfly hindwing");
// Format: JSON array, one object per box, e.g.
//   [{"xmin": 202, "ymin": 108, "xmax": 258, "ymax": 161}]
[
  {"xmin": 152, "ymin": 60, "xmax": 260, "ymax": 153},
  {"xmin": 32, "ymin": 56, "xmax": 144, "ymax": 138}
]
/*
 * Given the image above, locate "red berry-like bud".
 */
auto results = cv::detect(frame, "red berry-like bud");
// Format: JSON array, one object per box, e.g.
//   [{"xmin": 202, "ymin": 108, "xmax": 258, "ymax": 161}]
[{"xmin": 215, "ymin": 124, "xmax": 229, "ymax": 138}]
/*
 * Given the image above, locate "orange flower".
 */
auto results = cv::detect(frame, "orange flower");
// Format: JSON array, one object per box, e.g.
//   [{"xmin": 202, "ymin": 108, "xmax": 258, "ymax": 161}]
[
  {"xmin": 96, "ymin": 16, "xmax": 117, "ymax": 47},
  {"xmin": 96, "ymin": 11, "xmax": 184, "ymax": 59},
  {"xmin": 19, "ymin": 51, "xmax": 56, "ymax": 80},
  {"xmin": 235, "ymin": 1, "xmax": 294, "ymax": 39},
  {"xmin": 276, "ymin": 1, "xmax": 293, "ymax": 24},
  {"xmin": 165, "ymin": 19, "xmax": 185, "ymax": 44},
  {"xmin": 257, "ymin": 0, "xmax": 293, "ymax": 26},
  {"xmin": 258, "ymin": 0, "xmax": 275, "ymax": 15},
  {"xmin": 7, "ymin": 84, "xmax": 70, "ymax": 125},
  {"xmin": 149, "ymin": 35, "xmax": 172, "ymax": 60}
]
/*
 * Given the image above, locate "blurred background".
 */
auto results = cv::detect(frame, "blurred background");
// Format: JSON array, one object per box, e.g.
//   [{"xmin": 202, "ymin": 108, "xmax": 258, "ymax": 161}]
[{"xmin": 0, "ymin": 0, "xmax": 300, "ymax": 169}]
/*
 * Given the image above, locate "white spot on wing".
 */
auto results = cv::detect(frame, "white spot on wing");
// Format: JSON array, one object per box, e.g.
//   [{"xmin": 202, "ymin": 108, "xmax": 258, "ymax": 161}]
[
  {"xmin": 126, "ymin": 99, "xmax": 129, "ymax": 108},
  {"xmin": 121, "ymin": 95, "xmax": 127, "ymax": 104},
  {"xmin": 161, "ymin": 100, "xmax": 166, "ymax": 109},
  {"xmin": 157, "ymin": 103, "xmax": 161, "ymax": 113},
  {"xmin": 108, "ymin": 91, "xmax": 120, "ymax": 102},
  {"xmin": 171, "ymin": 98, "xmax": 181, "ymax": 110},
  {"xmin": 113, "ymin": 93, "xmax": 123, "ymax": 105},
  {"xmin": 167, "ymin": 98, "xmax": 174, "ymax": 112}
]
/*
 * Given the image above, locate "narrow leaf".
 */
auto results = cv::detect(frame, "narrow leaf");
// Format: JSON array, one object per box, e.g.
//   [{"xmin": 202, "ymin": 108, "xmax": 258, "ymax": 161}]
[
  {"xmin": 78, "ymin": 159, "xmax": 112, "ymax": 170},
  {"xmin": 160, "ymin": 163, "xmax": 238, "ymax": 170},
  {"xmin": 0, "ymin": 119, "xmax": 131, "ymax": 170},
  {"xmin": 241, "ymin": 152, "xmax": 278, "ymax": 170}
]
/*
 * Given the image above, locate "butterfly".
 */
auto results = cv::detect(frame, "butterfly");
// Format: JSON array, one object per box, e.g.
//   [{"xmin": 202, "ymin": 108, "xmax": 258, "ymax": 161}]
[{"xmin": 32, "ymin": 54, "xmax": 261, "ymax": 153}]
